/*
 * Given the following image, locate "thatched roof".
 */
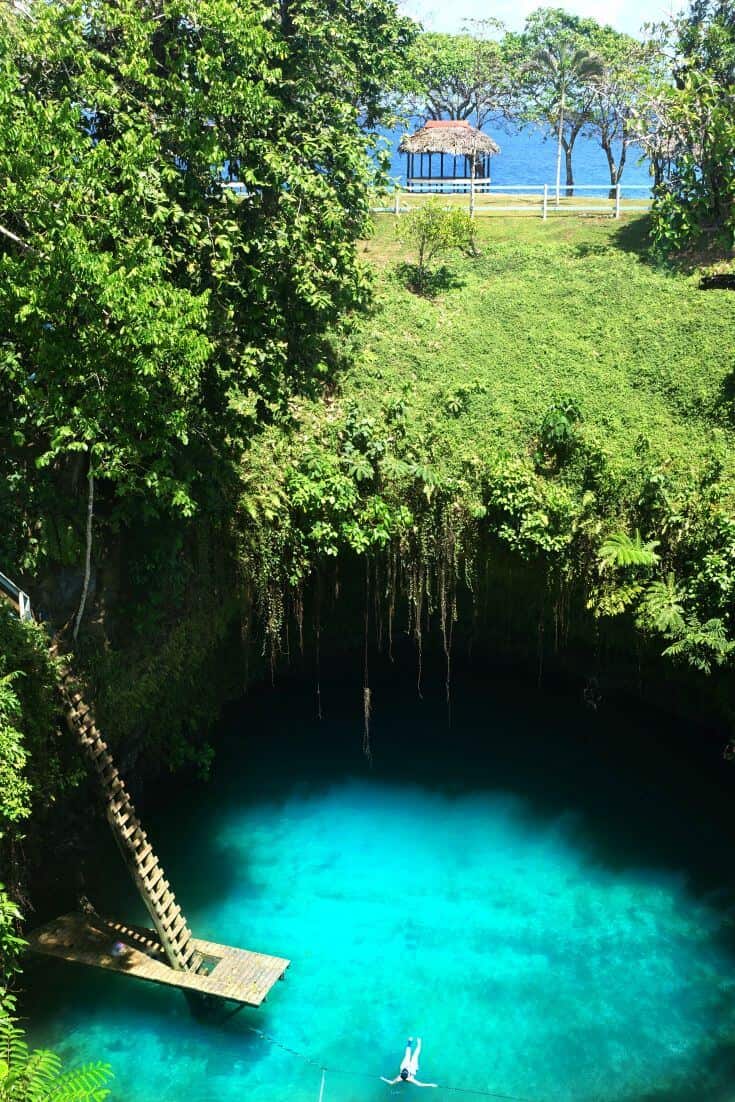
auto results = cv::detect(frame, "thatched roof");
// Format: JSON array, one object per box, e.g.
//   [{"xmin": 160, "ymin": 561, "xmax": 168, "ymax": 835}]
[{"xmin": 399, "ymin": 120, "xmax": 500, "ymax": 156}]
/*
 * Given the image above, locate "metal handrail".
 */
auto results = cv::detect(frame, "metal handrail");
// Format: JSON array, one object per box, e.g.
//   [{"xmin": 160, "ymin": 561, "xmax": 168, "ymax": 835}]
[{"xmin": 0, "ymin": 570, "xmax": 33, "ymax": 621}]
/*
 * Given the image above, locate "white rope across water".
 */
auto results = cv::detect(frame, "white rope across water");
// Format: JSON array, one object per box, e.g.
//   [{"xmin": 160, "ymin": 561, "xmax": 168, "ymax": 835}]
[{"xmin": 243, "ymin": 1024, "xmax": 545, "ymax": 1102}]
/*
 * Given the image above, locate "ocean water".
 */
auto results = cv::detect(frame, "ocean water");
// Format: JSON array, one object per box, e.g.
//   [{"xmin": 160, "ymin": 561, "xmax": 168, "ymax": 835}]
[
  {"xmin": 23, "ymin": 664, "xmax": 735, "ymax": 1102},
  {"xmin": 378, "ymin": 123, "xmax": 653, "ymax": 192}
]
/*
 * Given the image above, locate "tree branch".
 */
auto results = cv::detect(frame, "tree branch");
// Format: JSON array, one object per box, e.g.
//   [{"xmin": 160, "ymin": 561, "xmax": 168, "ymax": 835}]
[{"xmin": 72, "ymin": 461, "xmax": 94, "ymax": 641}]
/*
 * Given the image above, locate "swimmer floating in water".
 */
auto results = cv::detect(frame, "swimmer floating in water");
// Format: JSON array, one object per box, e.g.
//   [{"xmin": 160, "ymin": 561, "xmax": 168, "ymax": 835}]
[{"xmin": 381, "ymin": 1037, "xmax": 437, "ymax": 1088}]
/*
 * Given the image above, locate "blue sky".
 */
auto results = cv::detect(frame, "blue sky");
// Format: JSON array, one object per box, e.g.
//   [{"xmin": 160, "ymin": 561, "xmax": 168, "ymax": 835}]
[{"xmin": 400, "ymin": 0, "xmax": 678, "ymax": 37}]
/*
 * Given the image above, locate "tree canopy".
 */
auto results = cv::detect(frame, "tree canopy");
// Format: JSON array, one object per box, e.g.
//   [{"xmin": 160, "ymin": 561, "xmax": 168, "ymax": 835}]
[
  {"xmin": 0, "ymin": 0, "xmax": 414, "ymax": 582},
  {"xmin": 647, "ymin": 0, "xmax": 735, "ymax": 252},
  {"xmin": 508, "ymin": 9, "xmax": 645, "ymax": 193},
  {"xmin": 403, "ymin": 26, "xmax": 510, "ymax": 128}
]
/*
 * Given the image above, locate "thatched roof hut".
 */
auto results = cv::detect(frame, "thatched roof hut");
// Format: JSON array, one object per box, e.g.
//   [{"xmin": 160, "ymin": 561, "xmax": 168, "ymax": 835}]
[
  {"xmin": 399, "ymin": 119, "xmax": 500, "ymax": 158},
  {"xmin": 398, "ymin": 120, "xmax": 500, "ymax": 191}
]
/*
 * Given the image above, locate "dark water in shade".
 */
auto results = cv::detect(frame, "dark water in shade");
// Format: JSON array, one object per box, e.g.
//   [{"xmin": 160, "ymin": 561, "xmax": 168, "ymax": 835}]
[
  {"xmin": 23, "ymin": 660, "xmax": 735, "ymax": 1102},
  {"xmin": 377, "ymin": 123, "xmax": 653, "ymax": 192}
]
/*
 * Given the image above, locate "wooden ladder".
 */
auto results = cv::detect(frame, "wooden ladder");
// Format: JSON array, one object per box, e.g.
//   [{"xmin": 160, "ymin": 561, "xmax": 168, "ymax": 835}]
[{"xmin": 56, "ymin": 656, "xmax": 202, "ymax": 975}]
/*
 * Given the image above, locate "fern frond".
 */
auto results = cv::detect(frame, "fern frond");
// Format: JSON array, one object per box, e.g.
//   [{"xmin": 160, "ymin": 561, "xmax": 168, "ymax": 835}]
[
  {"xmin": 24, "ymin": 1048, "xmax": 63, "ymax": 1100},
  {"xmin": 599, "ymin": 529, "xmax": 660, "ymax": 570},
  {"xmin": 0, "ymin": 1016, "xmax": 29, "ymax": 1070},
  {"xmin": 638, "ymin": 573, "xmax": 686, "ymax": 635},
  {"xmin": 46, "ymin": 1060, "xmax": 113, "ymax": 1102}
]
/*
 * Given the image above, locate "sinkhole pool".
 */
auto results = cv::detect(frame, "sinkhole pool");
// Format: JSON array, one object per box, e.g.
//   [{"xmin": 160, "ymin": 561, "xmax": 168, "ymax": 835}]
[{"xmin": 24, "ymin": 662, "xmax": 735, "ymax": 1102}]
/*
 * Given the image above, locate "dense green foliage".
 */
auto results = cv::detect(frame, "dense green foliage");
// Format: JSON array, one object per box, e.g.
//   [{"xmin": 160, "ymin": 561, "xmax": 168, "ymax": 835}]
[
  {"xmin": 241, "ymin": 212, "xmax": 735, "ymax": 674},
  {"xmin": 0, "ymin": 1017, "xmax": 112, "ymax": 1102},
  {"xmin": 0, "ymin": 0, "xmax": 413, "ymax": 577},
  {"xmin": 0, "ymin": 0, "xmax": 413, "ymax": 783},
  {"xmin": 403, "ymin": 27, "xmax": 510, "ymax": 127},
  {"xmin": 0, "ymin": 886, "xmax": 112, "ymax": 1101},
  {"xmin": 0, "ymin": 616, "xmax": 70, "ymax": 854},
  {"xmin": 649, "ymin": 2, "xmax": 735, "ymax": 252}
]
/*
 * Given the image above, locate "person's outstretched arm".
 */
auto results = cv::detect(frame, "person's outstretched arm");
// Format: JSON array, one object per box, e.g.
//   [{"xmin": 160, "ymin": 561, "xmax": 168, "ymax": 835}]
[
  {"xmin": 380, "ymin": 1076, "xmax": 402, "ymax": 1085},
  {"xmin": 411, "ymin": 1080, "xmax": 438, "ymax": 1088}
]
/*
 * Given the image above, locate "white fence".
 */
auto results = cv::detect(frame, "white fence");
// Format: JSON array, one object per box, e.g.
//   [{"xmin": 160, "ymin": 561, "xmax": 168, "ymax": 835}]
[{"xmin": 373, "ymin": 182, "xmax": 653, "ymax": 219}]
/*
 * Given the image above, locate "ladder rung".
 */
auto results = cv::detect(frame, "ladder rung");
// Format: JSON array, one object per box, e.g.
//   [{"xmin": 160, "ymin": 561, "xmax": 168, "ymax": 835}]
[
  {"xmin": 179, "ymin": 941, "xmax": 196, "ymax": 968},
  {"xmin": 161, "ymin": 902, "xmax": 182, "ymax": 929},
  {"xmin": 121, "ymin": 819, "xmax": 141, "ymax": 841},
  {"xmin": 139, "ymin": 848, "xmax": 157, "ymax": 874},
  {"xmin": 171, "ymin": 931, "xmax": 193, "ymax": 961},
  {"xmin": 167, "ymin": 913, "xmax": 186, "ymax": 941},
  {"xmin": 144, "ymin": 864, "xmax": 163, "ymax": 891},
  {"xmin": 137, "ymin": 842, "xmax": 153, "ymax": 865},
  {"xmin": 153, "ymin": 882, "xmax": 171, "ymax": 907}
]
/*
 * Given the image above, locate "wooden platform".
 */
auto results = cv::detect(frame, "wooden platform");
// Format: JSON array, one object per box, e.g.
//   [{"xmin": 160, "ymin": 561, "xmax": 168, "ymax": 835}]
[{"xmin": 27, "ymin": 913, "xmax": 290, "ymax": 1007}]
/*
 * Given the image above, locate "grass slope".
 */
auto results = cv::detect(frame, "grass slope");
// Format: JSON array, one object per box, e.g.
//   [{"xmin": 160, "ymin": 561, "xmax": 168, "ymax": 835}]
[
  {"xmin": 352, "ymin": 214, "xmax": 735, "ymax": 490},
  {"xmin": 243, "ymin": 213, "xmax": 735, "ymax": 669}
]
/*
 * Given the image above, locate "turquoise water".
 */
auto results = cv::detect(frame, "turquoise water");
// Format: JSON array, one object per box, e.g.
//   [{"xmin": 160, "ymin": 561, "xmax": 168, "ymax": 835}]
[{"xmin": 24, "ymin": 665, "xmax": 735, "ymax": 1102}]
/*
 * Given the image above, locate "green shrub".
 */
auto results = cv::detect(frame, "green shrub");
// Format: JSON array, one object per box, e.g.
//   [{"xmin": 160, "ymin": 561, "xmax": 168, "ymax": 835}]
[{"xmin": 396, "ymin": 200, "xmax": 477, "ymax": 288}]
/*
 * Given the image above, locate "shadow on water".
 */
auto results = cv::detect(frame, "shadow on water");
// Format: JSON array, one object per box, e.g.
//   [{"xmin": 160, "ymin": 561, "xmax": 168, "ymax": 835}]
[{"xmin": 194, "ymin": 655, "xmax": 735, "ymax": 898}]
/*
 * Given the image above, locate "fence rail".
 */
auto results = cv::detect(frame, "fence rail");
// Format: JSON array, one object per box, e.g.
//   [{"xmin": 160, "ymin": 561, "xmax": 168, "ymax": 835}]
[
  {"xmin": 0, "ymin": 570, "xmax": 32, "ymax": 620},
  {"xmin": 373, "ymin": 181, "xmax": 653, "ymax": 219}
]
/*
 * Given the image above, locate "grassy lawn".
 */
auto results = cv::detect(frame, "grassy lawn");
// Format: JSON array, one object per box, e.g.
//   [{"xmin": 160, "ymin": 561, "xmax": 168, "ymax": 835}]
[{"xmin": 345, "ymin": 212, "xmax": 735, "ymax": 497}]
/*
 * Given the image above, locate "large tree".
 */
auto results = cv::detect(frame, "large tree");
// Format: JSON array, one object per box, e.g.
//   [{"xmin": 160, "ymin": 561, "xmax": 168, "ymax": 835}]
[
  {"xmin": 645, "ymin": 1, "xmax": 735, "ymax": 252},
  {"xmin": 509, "ymin": 9, "xmax": 607, "ymax": 197},
  {"xmin": 404, "ymin": 25, "xmax": 511, "ymax": 128},
  {"xmin": 585, "ymin": 37, "xmax": 661, "ymax": 196},
  {"xmin": 520, "ymin": 36, "xmax": 603, "ymax": 200},
  {"xmin": 0, "ymin": 0, "xmax": 413, "ymax": 613}
]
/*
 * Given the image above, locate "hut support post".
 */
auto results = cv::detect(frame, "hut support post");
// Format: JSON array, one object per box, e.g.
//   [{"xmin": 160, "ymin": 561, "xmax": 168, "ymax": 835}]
[
  {"xmin": 542, "ymin": 183, "xmax": 548, "ymax": 221},
  {"xmin": 469, "ymin": 155, "xmax": 476, "ymax": 218}
]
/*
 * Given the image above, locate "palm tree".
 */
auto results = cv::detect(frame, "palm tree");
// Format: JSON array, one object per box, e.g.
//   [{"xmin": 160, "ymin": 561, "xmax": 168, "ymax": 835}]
[{"xmin": 526, "ymin": 43, "xmax": 604, "ymax": 204}]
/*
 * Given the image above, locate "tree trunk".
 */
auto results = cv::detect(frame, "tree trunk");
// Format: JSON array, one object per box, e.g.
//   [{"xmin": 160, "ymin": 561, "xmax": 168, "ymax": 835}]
[
  {"xmin": 555, "ymin": 88, "xmax": 565, "ymax": 206},
  {"xmin": 73, "ymin": 462, "xmax": 94, "ymax": 641},
  {"xmin": 603, "ymin": 134, "xmax": 628, "ymax": 199},
  {"xmin": 565, "ymin": 146, "xmax": 574, "ymax": 198},
  {"xmin": 603, "ymin": 141, "xmax": 617, "ymax": 199}
]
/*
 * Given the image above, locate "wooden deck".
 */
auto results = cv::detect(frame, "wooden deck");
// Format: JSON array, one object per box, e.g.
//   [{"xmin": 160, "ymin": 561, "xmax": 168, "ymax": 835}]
[{"xmin": 27, "ymin": 913, "xmax": 290, "ymax": 1007}]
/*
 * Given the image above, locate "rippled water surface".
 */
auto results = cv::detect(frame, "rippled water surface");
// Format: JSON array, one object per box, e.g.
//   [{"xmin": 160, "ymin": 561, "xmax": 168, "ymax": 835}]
[{"xmin": 25, "ymin": 665, "xmax": 735, "ymax": 1102}]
